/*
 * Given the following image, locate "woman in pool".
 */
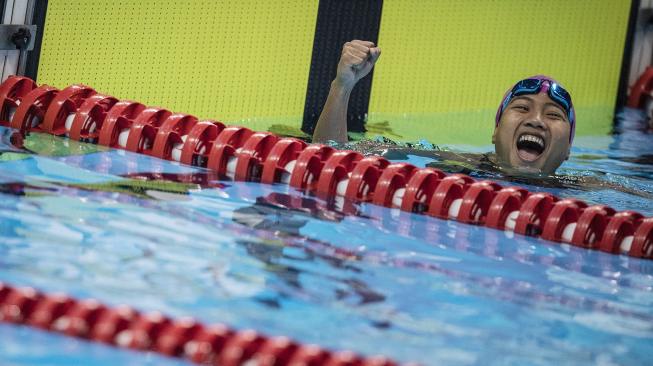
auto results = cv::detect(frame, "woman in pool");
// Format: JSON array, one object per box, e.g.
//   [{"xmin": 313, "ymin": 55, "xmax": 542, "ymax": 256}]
[{"xmin": 312, "ymin": 40, "xmax": 575, "ymax": 176}]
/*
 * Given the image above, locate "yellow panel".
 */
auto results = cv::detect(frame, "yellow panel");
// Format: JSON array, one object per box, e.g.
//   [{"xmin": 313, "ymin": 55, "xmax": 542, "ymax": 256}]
[
  {"xmin": 37, "ymin": 0, "xmax": 318, "ymax": 132},
  {"xmin": 368, "ymin": 0, "xmax": 631, "ymax": 145}
]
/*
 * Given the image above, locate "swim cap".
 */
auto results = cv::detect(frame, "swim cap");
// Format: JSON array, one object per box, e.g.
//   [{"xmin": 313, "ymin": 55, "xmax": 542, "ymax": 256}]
[{"xmin": 495, "ymin": 75, "xmax": 575, "ymax": 143}]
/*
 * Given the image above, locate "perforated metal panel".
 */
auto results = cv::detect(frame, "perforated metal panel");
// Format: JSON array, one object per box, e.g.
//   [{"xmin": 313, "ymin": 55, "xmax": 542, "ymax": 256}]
[
  {"xmin": 368, "ymin": 0, "xmax": 631, "ymax": 144},
  {"xmin": 37, "ymin": 0, "xmax": 632, "ymax": 145},
  {"xmin": 37, "ymin": 0, "xmax": 318, "ymax": 132}
]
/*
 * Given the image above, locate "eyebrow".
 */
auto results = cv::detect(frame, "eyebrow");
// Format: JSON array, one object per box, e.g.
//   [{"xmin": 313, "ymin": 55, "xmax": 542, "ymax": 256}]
[{"xmin": 509, "ymin": 96, "xmax": 533, "ymax": 104}]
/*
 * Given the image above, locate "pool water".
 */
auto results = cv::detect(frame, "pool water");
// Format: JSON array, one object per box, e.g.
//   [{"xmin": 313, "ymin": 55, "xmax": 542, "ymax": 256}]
[{"xmin": 0, "ymin": 109, "xmax": 652, "ymax": 365}]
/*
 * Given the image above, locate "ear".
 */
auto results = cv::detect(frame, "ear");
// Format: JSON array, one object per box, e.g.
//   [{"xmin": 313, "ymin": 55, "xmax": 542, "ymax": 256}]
[
  {"xmin": 491, "ymin": 127, "xmax": 498, "ymax": 144},
  {"xmin": 564, "ymin": 145, "xmax": 571, "ymax": 160}
]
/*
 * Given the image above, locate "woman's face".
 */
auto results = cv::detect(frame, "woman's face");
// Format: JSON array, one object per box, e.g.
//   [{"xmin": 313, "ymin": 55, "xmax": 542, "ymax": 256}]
[{"xmin": 493, "ymin": 92, "xmax": 572, "ymax": 175}]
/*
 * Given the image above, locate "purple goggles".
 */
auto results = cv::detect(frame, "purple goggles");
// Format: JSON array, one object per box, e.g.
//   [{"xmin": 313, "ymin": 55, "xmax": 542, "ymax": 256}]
[{"xmin": 495, "ymin": 76, "xmax": 575, "ymax": 142}]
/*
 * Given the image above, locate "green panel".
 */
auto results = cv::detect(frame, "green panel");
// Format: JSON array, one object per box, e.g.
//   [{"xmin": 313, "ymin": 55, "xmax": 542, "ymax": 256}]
[
  {"xmin": 37, "ymin": 0, "xmax": 318, "ymax": 132},
  {"xmin": 368, "ymin": 0, "xmax": 631, "ymax": 145}
]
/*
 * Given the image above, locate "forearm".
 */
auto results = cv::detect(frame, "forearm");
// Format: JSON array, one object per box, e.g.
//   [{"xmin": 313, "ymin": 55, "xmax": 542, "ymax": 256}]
[{"xmin": 312, "ymin": 81, "xmax": 352, "ymax": 143}]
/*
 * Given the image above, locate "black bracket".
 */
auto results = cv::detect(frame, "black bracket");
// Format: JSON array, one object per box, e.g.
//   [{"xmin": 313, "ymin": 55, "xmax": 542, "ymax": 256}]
[{"xmin": 0, "ymin": 24, "xmax": 36, "ymax": 51}]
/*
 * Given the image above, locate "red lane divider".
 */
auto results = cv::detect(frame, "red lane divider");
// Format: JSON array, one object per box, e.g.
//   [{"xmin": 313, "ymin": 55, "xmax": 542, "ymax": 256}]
[
  {"xmin": 628, "ymin": 66, "xmax": 653, "ymax": 108},
  {"xmin": 1, "ymin": 75, "xmax": 651, "ymax": 260},
  {"xmin": 0, "ymin": 282, "xmax": 400, "ymax": 366}
]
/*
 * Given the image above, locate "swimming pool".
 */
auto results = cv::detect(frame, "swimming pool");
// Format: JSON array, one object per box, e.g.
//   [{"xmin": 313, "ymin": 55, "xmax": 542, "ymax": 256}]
[{"xmin": 1, "ymin": 104, "xmax": 652, "ymax": 365}]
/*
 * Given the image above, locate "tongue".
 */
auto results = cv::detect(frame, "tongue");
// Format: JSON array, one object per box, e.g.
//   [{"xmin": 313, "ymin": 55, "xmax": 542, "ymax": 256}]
[{"xmin": 518, "ymin": 147, "xmax": 540, "ymax": 161}]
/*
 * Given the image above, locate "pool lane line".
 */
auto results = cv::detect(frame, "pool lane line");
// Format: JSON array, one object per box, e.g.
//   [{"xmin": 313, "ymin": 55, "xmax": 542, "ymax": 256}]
[{"xmin": 0, "ymin": 281, "xmax": 404, "ymax": 366}]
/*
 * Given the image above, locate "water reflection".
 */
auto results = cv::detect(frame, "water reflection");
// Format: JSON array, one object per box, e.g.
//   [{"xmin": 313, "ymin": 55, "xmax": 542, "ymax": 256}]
[{"xmin": 0, "ymin": 125, "xmax": 653, "ymax": 364}]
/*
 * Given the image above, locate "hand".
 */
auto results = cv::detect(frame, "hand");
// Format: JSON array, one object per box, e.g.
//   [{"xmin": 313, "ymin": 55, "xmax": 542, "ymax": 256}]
[{"xmin": 334, "ymin": 40, "xmax": 381, "ymax": 90}]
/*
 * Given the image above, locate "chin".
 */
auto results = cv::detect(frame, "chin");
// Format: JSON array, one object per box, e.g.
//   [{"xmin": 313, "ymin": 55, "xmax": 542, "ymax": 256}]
[
  {"xmin": 514, "ymin": 164, "xmax": 544, "ymax": 174},
  {"xmin": 507, "ymin": 154, "xmax": 551, "ymax": 175},
  {"xmin": 510, "ymin": 164, "xmax": 550, "ymax": 176}
]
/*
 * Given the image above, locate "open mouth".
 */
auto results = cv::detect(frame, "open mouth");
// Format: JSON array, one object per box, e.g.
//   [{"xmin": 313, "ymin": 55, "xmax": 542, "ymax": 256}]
[{"xmin": 516, "ymin": 133, "xmax": 545, "ymax": 162}]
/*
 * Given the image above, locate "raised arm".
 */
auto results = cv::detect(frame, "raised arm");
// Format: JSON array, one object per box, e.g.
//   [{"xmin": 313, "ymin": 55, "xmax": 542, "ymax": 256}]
[{"xmin": 312, "ymin": 40, "xmax": 381, "ymax": 143}]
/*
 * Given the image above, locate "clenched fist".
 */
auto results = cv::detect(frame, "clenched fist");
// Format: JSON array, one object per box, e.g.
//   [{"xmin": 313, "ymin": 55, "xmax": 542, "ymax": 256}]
[{"xmin": 334, "ymin": 40, "xmax": 381, "ymax": 90}]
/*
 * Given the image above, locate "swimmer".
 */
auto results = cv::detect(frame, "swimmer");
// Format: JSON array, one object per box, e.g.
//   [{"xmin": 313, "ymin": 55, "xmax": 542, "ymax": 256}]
[{"xmin": 312, "ymin": 40, "xmax": 575, "ymax": 176}]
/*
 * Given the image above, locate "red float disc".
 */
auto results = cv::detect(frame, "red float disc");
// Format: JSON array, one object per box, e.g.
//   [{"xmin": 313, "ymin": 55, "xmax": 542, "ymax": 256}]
[
  {"xmin": 315, "ymin": 150, "xmax": 363, "ymax": 198},
  {"xmin": 630, "ymin": 217, "xmax": 653, "ymax": 258},
  {"xmin": 151, "ymin": 114, "xmax": 198, "ymax": 160},
  {"xmin": 179, "ymin": 120, "xmax": 225, "ymax": 166},
  {"xmin": 67, "ymin": 94, "xmax": 119, "ymax": 141},
  {"xmin": 457, "ymin": 180, "xmax": 502, "ymax": 224},
  {"xmin": 371, "ymin": 163, "xmax": 418, "ymax": 208},
  {"xmin": 485, "ymin": 187, "xmax": 529, "ymax": 230},
  {"xmin": 9, "ymin": 85, "xmax": 59, "ymax": 132},
  {"xmin": 598, "ymin": 211, "xmax": 643, "ymax": 254},
  {"xmin": 124, "ymin": 107, "xmax": 172, "ymax": 154},
  {"xmin": 260, "ymin": 138, "xmax": 307, "ymax": 184},
  {"xmin": 514, "ymin": 193, "xmax": 558, "ymax": 236},
  {"xmin": 154, "ymin": 318, "xmax": 203, "ymax": 356},
  {"xmin": 570, "ymin": 205, "xmax": 616, "ymax": 248},
  {"xmin": 401, "ymin": 168, "xmax": 446, "ymax": 213},
  {"xmin": 540, "ymin": 199, "xmax": 588, "ymax": 242},
  {"xmin": 344, "ymin": 156, "xmax": 389, "ymax": 201},
  {"xmin": 91, "ymin": 306, "xmax": 137, "ymax": 345},
  {"xmin": 234, "ymin": 132, "xmax": 279, "ymax": 181},
  {"xmin": 26, "ymin": 294, "xmax": 74, "ymax": 330},
  {"xmin": 288, "ymin": 144, "xmax": 335, "ymax": 190},
  {"xmin": 0, "ymin": 75, "xmax": 36, "ymax": 124},
  {"xmin": 217, "ymin": 330, "xmax": 265, "ymax": 366},
  {"xmin": 98, "ymin": 101, "xmax": 146, "ymax": 148},
  {"xmin": 627, "ymin": 66, "xmax": 653, "ymax": 108},
  {"xmin": 41, "ymin": 84, "xmax": 96, "ymax": 135},
  {"xmin": 206, "ymin": 126, "xmax": 254, "ymax": 176},
  {"xmin": 427, "ymin": 174, "xmax": 474, "ymax": 219}
]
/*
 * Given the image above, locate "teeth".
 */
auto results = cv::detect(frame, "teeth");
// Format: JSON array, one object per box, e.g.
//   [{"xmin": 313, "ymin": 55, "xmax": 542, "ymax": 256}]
[{"xmin": 518, "ymin": 134, "xmax": 544, "ymax": 148}]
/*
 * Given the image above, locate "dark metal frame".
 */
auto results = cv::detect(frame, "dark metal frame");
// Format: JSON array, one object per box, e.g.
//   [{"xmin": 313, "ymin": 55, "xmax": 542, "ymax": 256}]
[
  {"xmin": 0, "ymin": 0, "xmax": 5, "ymax": 23},
  {"xmin": 615, "ymin": 0, "xmax": 642, "ymax": 117},
  {"xmin": 24, "ymin": 0, "xmax": 47, "ymax": 79},
  {"xmin": 301, "ymin": 0, "xmax": 384, "ymax": 135}
]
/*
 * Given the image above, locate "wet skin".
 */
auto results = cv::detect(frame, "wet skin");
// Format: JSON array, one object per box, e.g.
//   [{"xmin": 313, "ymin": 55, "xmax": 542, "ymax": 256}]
[{"xmin": 492, "ymin": 92, "xmax": 572, "ymax": 175}]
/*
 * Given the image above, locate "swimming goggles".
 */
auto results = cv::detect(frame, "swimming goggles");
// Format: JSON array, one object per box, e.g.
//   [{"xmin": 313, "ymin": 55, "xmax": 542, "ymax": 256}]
[{"xmin": 501, "ymin": 78, "xmax": 574, "ymax": 123}]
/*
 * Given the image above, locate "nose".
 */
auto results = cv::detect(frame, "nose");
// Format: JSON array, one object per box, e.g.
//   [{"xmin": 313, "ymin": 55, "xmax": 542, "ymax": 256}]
[{"xmin": 524, "ymin": 119, "xmax": 546, "ymax": 131}]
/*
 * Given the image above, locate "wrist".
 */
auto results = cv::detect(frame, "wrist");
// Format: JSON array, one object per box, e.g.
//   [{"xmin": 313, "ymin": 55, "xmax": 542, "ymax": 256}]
[{"xmin": 331, "ymin": 79, "xmax": 355, "ymax": 94}]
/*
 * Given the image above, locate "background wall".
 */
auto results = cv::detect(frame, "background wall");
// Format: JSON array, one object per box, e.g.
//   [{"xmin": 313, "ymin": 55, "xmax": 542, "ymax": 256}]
[
  {"xmin": 37, "ymin": 0, "xmax": 318, "ymax": 133},
  {"xmin": 368, "ymin": 0, "xmax": 632, "ymax": 144},
  {"xmin": 37, "ymin": 0, "xmax": 632, "ymax": 145}
]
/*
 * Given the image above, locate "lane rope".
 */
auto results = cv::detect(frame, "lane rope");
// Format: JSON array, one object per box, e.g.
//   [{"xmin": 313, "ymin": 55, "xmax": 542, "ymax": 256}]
[{"xmin": 0, "ymin": 282, "xmax": 398, "ymax": 366}]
